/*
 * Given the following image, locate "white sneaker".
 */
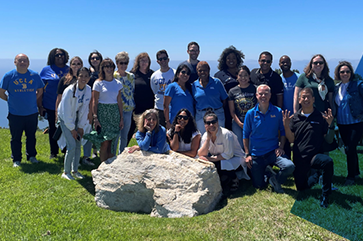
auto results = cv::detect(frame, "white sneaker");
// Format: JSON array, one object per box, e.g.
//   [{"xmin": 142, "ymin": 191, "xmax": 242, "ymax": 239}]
[
  {"xmin": 13, "ymin": 161, "xmax": 21, "ymax": 167},
  {"xmin": 29, "ymin": 157, "xmax": 39, "ymax": 164},
  {"xmin": 61, "ymin": 173, "xmax": 75, "ymax": 180},
  {"xmin": 72, "ymin": 171, "xmax": 84, "ymax": 179}
]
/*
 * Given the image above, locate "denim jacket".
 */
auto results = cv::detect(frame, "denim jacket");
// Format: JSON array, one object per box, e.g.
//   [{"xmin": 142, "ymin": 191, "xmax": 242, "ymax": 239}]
[{"xmin": 333, "ymin": 77, "xmax": 363, "ymax": 121}]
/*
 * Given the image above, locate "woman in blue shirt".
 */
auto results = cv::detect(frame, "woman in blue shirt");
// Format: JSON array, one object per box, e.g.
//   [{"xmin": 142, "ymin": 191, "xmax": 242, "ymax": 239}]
[
  {"xmin": 128, "ymin": 109, "xmax": 170, "ymax": 154},
  {"xmin": 192, "ymin": 61, "xmax": 228, "ymax": 135},
  {"xmin": 164, "ymin": 64, "xmax": 194, "ymax": 129},
  {"xmin": 333, "ymin": 61, "xmax": 363, "ymax": 186},
  {"xmin": 40, "ymin": 48, "xmax": 70, "ymax": 159}
]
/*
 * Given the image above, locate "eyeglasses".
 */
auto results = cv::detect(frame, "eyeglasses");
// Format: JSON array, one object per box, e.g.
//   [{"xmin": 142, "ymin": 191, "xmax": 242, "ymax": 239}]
[
  {"xmin": 260, "ymin": 59, "xmax": 271, "ymax": 64},
  {"xmin": 204, "ymin": 119, "xmax": 217, "ymax": 125},
  {"xmin": 91, "ymin": 57, "xmax": 100, "ymax": 61},
  {"xmin": 340, "ymin": 70, "xmax": 351, "ymax": 74},
  {"xmin": 313, "ymin": 61, "xmax": 324, "ymax": 65},
  {"xmin": 71, "ymin": 63, "xmax": 82, "ymax": 66},
  {"xmin": 118, "ymin": 62, "xmax": 128, "ymax": 65},
  {"xmin": 158, "ymin": 57, "xmax": 168, "ymax": 61},
  {"xmin": 181, "ymin": 70, "xmax": 190, "ymax": 75},
  {"xmin": 177, "ymin": 115, "xmax": 189, "ymax": 121},
  {"xmin": 55, "ymin": 53, "xmax": 64, "ymax": 58},
  {"xmin": 103, "ymin": 65, "xmax": 113, "ymax": 68}
]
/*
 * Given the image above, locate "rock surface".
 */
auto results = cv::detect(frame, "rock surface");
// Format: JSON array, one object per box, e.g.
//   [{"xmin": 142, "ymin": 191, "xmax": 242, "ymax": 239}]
[{"xmin": 91, "ymin": 150, "xmax": 222, "ymax": 218}]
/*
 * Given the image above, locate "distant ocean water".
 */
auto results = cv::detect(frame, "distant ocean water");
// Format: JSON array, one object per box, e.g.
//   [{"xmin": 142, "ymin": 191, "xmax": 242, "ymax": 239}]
[{"xmin": 0, "ymin": 58, "xmax": 359, "ymax": 128}]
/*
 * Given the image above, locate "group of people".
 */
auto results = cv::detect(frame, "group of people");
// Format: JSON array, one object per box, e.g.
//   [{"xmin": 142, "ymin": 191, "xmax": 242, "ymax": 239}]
[{"xmin": 1, "ymin": 42, "xmax": 362, "ymax": 208}]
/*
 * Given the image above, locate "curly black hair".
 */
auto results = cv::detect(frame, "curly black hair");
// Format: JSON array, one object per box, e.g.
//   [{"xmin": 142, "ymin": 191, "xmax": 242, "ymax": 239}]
[{"xmin": 217, "ymin": 45, "xmax": 245, "ymax": 71}]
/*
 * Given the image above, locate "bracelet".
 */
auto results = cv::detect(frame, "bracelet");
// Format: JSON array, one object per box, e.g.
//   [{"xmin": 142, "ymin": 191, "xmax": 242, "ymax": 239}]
[
  {"xmin": 174, "ymin": 131, "xmax": 179, "ymax": 135},
  {"xmin": 165, "ymin": 120, "xmax": 170, "ymax": 124},
  {"xmin": 245, "ymin": 153, "xmax": 251, "ymax": 158},
  {"xmin": 147, "ymin": 131, "xmax": 152, "ymax": 135},
  {"xmin": 93, "ymin": 114, "xmax": 97, "ymax": 118}
]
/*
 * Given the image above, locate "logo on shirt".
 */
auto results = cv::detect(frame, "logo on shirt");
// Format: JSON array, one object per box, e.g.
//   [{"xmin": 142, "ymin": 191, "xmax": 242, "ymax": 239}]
[
  {"xmin": 270, "ymin": 115, "xmax": 276, "ymax": 118},
  {"xmin": 13, "ymin": 78, "xmax": 35, "ymax": 92}
]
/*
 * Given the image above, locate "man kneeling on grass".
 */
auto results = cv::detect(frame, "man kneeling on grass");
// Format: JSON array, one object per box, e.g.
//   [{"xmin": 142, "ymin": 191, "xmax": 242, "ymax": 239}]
[{"xmin": 283, "ymin": 87, "xmax": 334, "ymax": 208}]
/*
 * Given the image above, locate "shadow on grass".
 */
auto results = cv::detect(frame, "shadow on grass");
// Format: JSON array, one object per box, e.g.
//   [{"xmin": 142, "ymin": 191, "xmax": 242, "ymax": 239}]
[
  {"xmin": 20, "ymin": 161, "xmax": 62, "ymax": 174},
  {"xmin": 289, "ymin": 178, "xmax": 363, "ymax": 241}
]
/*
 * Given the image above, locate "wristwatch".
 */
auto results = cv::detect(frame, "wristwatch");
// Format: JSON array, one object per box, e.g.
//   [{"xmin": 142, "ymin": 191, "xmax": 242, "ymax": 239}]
[{"xmin": 245, "ymin": 153, "xmax": 251, "ymax": 158}]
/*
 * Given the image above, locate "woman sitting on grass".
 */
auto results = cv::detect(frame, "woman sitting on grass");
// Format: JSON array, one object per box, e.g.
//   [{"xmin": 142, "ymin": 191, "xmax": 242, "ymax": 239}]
[
  {"xmin": 128, "ymin": 109, "xmax": 170, "ymax": 154},
  {"xmin": 57, "ymin": 67, "xmax": 92, "ymax": 180},
  {"xmin": 167, "ymin": 109, "xmax": 201, "ymax": 158}
]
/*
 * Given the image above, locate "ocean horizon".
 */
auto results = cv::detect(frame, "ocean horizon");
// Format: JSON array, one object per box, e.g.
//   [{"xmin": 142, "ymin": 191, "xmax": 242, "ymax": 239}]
[{"xmin": 0, "ymin": 58, "xmax": 360, "ymax": 128}]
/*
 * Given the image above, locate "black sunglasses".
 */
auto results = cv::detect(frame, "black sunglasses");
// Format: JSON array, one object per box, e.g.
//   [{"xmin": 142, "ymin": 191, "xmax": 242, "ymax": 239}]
[
  {"xmin": 91, "ymin": 57, "xmax": 100, "ymax": 61},
  {"xmin": 339, "ymin": 70, "xmax": 351, "ymax": 74},
  {"xmin": 181, "ymin": 70, "xmax": 190, "ymax": 75},
  {"xmin": 103, "ymin": 65, "xmax": 112, "ymax": 68},
  {"xmin": 118, "ymin": 62, "xmax": 128, "ymax": 65},
  {"xmin": 260, "ymin": 59, "xmax": 271, "ymax": 64},
  {"xmin": 158, "ymin": 57, "xmax": 168, "ymax": 61},
  {"xmin": 55, "ymin": 53, "xmax": 65, "ymax": 58},
  {"xmin": 313, "ymin": 61, "xmax": 324, "ymax": 65},
  {"xmin": 204, "ymin": 119, "xmax": 217, "ymax": 125},
  {"xmin": 177, "ymin": 115, "xmax": 189, "ymax": 121}
]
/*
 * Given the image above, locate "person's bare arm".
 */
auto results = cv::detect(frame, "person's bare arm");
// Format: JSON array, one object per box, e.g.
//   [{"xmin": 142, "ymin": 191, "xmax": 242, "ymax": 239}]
[
  {"xmin": 293, "ymin": 86, "xmax": 302, "ymax": 113},
  {"xmin": 179, "ymin": 134, "xmax": 201, "ymax": 158},
  {"xmin": 0, "ymin": 88, "xmax": 8, "ymax": 101},
  {"xmin": 163, "ymin": 96, "xmax": 172, "ymax": 129}
]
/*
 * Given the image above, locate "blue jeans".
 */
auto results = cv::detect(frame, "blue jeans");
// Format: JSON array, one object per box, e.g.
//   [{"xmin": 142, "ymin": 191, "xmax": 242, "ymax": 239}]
[
  {"xmin": 232, "ymin": 119, "xmax": 243, "ymax": 149},
  {"xmin": 8, "ymin": 113, "xmax": 38, "ymax": 162},
  {"xmin": 250, "ymin": 150, "xmax": 295, "ymax": 188},
  {"xmin": 196, "ymin": 108, "xmax": 225, "ymax": 135},
  {"xmin": 115, "ymin": 110, "xmax": 133, "ymax": 154},
  {"xmin": 60, "ymin": 119, "xmax": 81, "ymax": 174},
  {"xmin": 83, "ymin": 140, "xmax": 92, "ymax": 158}
]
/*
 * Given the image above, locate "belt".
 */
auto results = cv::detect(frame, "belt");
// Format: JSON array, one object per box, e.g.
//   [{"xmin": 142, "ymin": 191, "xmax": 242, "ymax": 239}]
[{"xmin": 199, "ymin": 107, "xmax": 222, "ymax": 112}]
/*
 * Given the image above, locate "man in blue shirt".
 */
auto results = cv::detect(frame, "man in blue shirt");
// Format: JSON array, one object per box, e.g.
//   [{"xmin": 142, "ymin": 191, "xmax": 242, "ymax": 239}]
[
  {"xmin": 279, "ymin": 55, "xmax": 300, "ymax": 159},
  {"xmin": 243, "ymin": 84, "xmax": 295, "ymax": 193},
  {"xmin": 0, "ymin": 54, "xmax": 45, "ymax": 167}
]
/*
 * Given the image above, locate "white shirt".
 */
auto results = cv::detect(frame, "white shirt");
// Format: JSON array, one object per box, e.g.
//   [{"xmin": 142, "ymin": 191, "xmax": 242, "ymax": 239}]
[
  {"xmin": 150, "ymin": 68, "xmax": 175, "ymax": 110},
  {"xmin": 93, "ymin": 79, "xmax": 123, "ymax": 104}
]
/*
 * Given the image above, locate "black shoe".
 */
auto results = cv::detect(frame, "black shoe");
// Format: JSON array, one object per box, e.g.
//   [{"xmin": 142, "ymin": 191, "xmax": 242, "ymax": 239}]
[
  {"xmin": 50, "ymin": 154, "xmax": 57, "ymax": 159},
  {"xmin": 320, "ymin": 196, "xmax": 329, "ymax": 208},
  {"xmin": 344, "ymin": 179, "xmax": 355, "ymax": 186}
]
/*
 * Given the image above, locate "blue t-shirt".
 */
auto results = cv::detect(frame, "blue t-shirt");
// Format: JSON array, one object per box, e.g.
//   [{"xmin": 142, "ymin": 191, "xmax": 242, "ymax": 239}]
[
  {"xmin": 243, "ymin": 103, "xmax": 285, "ymax": 156},
  {"xmin": 165, "ymin": 82, "xmax": 195, "ymax": 122},
  {"xmin": 192, "ymin": 77, "xmax": 228, "ymax": 110},
  {"xmin": 281, "ymin": 72, "xmax": 299, "ymax": 113},
  {"xmin": 0, "ymin": 69, "xmax": 44, "ymax": 116},
  {"xmin": 40, "ymin": 65, "xmax": 69, "ymax": 110}
]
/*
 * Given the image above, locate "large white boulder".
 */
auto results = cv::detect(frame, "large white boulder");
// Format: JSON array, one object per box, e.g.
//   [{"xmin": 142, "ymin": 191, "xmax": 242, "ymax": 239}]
[{"xmin": 91, "ymin": 150, "xmax": 222, "ymax": 218}]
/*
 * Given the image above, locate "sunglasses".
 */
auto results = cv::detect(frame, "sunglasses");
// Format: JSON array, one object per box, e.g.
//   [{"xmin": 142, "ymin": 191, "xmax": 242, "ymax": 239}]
[
  {"xmin": 260, "ymin": 59, "xmax": 271, "ymax": 64},
  {"xmin": 340, "ymin": 70, "xmax": 351, "ymax": 74},
  {"xmin": 103, "ymin": 65, "xmax": 113, "ymax": 68},
  {"xmin": 313, "ymin": 61, "xmax": 324, "ymax": 65},
  {"xmin": 55, "ymin": 53, "xmax": 64, "ymax": 58},
  {"xmin": 177, "ymin": 115, "xmax": 189, "ymax": 121},
  {"xmin": 118, "ymin": 62, "xmax": 128, "ymax": 65},
  {"xmin": 204, "ymin": 119, "xmax": 217, "ymax": 125},
  {"xmin": 181, "ymin": 70, "xmax": 190, "ymax": 75},
  {"xmin": 91, "ymin": 57, "xmax": 100, "ymax": 61},
  {"xmin": 158, "ymin": 57, "xmax": 168, "ymax": 61},
  {"xmin": 71, "ymin": 63, "xmax": 82, "ymax": 66}
]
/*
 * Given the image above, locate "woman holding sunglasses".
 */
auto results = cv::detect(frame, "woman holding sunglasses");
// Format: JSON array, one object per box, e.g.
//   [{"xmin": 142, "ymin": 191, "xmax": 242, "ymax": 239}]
[
  {"xmin": 293, "ymin": 54, "xmax": 335, "ymax": 113},
  {"xmin": 84, "ymin": 58, "xmax": 124, "ymax": 162},
  {"xmin": 167, "ymin": 109, "xmax": 201, "ymax": 158},
  {"xmin": 333, "ymin": 61, "xmax": 363, "ymax": 185},
  {"xmin": 40, "ymin": 48, "xmax": 70, "ymax": 159},
  {"xmin": 164, "ymin": 64, "xmax": 195, "ymax": 130}
]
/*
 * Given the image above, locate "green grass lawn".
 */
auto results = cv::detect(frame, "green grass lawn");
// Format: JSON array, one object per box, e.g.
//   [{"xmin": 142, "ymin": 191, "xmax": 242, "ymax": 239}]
[{"xmin": 0, "ymin": 129, "xmax": 362, "ymax": 240}]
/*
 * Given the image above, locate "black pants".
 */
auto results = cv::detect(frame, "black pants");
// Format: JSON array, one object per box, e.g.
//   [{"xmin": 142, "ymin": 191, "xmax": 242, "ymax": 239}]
[
  {"xmin": 294, "ymin": 154, "xmax": 333, "ymax": 197},
  {"xmin": 338, "ymin": 122, "xmax": 363, "ymax": 179},
  {"xmin": 46, "ymin": 109, "xmax": 59, "ymax": 155},
  {"xmin": 214, "ymin": 161, "xmax": 237, "ymax": 189},
  {"xmin": 8, "ymin": 113, "xmax": 38, "ymax": 162}
]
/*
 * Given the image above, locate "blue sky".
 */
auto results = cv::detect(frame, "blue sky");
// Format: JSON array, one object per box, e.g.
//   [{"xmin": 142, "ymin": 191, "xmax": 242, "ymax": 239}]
[{"xmin": 1, "ymin": 0, "xmax": 362, "ymax": 63}]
